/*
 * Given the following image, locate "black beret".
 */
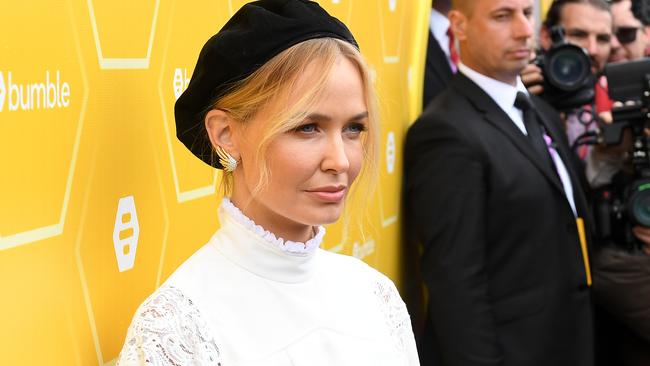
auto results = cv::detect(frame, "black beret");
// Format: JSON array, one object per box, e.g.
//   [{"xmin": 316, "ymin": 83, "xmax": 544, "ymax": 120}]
[{"xmin": 174, "ymin": 0, "xmax": 359, "ymax": 168}]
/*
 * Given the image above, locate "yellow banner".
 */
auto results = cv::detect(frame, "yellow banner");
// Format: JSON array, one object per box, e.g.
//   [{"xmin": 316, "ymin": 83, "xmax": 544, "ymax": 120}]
[{"xmin": 0, "ymin": 0, "xmax": 429, "ymax": 364}]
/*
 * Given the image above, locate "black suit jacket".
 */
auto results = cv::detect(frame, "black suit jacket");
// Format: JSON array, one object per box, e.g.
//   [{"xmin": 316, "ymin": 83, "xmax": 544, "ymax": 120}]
[
  {"xmin": 404, "ymin": 73, "xmax": 595, "ymax": 366},
  {"xmin": 423, "ymin": 30, "xmax": 453, "ymax": 109}
]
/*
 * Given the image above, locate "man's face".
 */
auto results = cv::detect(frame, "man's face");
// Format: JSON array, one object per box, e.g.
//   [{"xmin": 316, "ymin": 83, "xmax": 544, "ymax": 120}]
[
  {"xmin": 558, "ymin": 3, "xmax": 613, "ymax": 73},
  {"xmin": 610, "ymin": 0, "xmax": 649, "ymax": 62},
  {"xmin": 450, "ymin": 0, "xmax": 535, "ymax": 85}
]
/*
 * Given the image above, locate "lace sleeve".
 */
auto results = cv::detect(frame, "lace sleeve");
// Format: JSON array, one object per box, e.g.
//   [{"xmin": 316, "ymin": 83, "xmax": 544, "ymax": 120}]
[
  {"xmin": 374, "ymin": 276, "xmax": 420, "ymax": 366},
  {"xmin": 116, "ymin": 285, "xmax": 223, "ymax": 366}
]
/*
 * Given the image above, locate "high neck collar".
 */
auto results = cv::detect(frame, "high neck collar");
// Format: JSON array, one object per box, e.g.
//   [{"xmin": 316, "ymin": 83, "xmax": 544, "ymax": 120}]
[{"xmin": 211, "ymin": 198, "xmax": 325, "ymax": 283}]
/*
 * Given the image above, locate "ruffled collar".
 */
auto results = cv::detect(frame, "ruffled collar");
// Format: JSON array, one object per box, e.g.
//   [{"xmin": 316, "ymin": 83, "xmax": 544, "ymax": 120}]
[
  {"xmin": 212, "ymin": 198, "xmax": 326, "ymax": 283},
  {"xmin": 219, "ymin": 198, "xmax": 325, "ymax": 255}
]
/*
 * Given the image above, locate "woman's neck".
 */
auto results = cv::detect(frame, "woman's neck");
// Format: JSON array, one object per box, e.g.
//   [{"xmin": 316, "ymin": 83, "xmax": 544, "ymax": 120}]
[{"xmin": 229, "ymin": 195, "xmax": 315, "ymax": 243}]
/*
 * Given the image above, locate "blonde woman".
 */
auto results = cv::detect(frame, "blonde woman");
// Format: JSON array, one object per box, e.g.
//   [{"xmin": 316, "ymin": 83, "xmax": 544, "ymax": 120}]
[{"xmin": 117, "ymin": 1, "xmax": 418, "ymax": 365}]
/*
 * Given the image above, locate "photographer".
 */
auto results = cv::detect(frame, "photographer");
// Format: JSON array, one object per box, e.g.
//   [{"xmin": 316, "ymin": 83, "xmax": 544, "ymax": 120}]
[
  {"xmin": 587, "ymin": 3, "xmax": 650, "ymax": 365},
  {"xmin": 522, "ymin": 2, "xmax": 650, "ymax": 365},
  {"xmin": 588, "ymin": 0, "xmax": 650, "ymax": 193},
  {"xmin": 523, "ymin": 0, "xmax": 613, "ymax": 92},
  {"xmin": 590, "ymin": 62, "xmax": 650, "ymax": 366},
  {"xmin": 522, "ymin": 0, "xmax": 614, "ymax": 161},
  {"xmin": 609, "ymin": 0, "xmax": 650, "ymax": 62}
]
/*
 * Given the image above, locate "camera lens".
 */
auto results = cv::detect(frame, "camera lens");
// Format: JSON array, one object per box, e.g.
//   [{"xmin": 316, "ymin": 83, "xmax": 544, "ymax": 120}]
[
  {"xmin": 546, "ymin": 46, "xmax": 590, "ymax": 91},
  {"xmin": 628, "ymin": 186, "xmax": 650, "ymax": 227}
]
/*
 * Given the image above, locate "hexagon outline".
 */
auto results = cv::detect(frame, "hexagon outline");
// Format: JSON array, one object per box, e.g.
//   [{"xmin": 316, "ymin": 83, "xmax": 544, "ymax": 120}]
[
  {"xmin": 73, "ymin": 156, "xmax": 122, "ymax": 366},
  {"xmin": 151, "ymin": 134, "xmax": 170, "ymax": 287},
  {"xmin": 75, "ymin": 144, "xmax": 168, "ymax": 366},
  {"xmin": 74, "ymin": 146, "xmax": 105, "ymax": 366},
  {"xmin": 377, "ymin": 0, "xmax": 406, "ymax": 64},
  {"xmin": 157, "ymin": 0, "xmax": 219, "ymax": 203},
  {"xmin": 0, "ymin": 0, "xmax": 90, "ymax": 251},
  {"xmin": 86, "ymin": 0, "xmax": 161, "ymax": 69}
]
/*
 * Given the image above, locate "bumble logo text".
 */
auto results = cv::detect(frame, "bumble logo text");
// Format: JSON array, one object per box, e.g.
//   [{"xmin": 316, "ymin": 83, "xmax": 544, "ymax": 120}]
[
  {"xmin": 113, "ymin": 196, "xmax": 140, "ymax": 272},
  {"xmin": 0, "ymin": 70, "xmax": 71, "ymax": 112}
]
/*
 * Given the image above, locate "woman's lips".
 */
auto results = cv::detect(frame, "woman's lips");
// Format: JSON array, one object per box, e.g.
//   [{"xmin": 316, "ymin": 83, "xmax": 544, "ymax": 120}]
[{"xmin": 306, "ymin": 186, "xmax": 347, "ymax": 202}]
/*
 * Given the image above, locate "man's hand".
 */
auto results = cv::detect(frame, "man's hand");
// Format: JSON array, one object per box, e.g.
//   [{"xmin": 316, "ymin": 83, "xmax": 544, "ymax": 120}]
[
  {"xmin": 521, "ymin": 63, "xmax": 544, "ymax": 95},
  {"xmin": 594, "ymin": 110, "xmax": 632, "ymax": 156},
  {"xmin": 632, "ymin": 226, "xmax": 650, "ymax": 255},
  {"xmin": 599, "ymin": 110, "xmax": 613, "ymax": 124}
]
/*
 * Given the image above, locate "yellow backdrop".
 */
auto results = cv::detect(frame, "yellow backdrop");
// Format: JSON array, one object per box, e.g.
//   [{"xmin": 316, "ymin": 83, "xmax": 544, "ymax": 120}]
[{"xmin": 0, "ymin": 0, "xmax": 430, "ymax": 364}]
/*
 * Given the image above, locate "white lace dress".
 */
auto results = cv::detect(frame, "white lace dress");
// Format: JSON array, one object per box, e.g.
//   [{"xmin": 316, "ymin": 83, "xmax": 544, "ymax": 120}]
[{"xmin": 117, "ymin": 198, "xmax": 419, "ymax": 366}]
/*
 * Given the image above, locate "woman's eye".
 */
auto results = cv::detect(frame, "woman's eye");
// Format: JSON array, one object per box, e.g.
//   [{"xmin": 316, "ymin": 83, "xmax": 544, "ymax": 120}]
[
  {"xmin": 345, "ymin": 123, "xmax": 367, "ymax": 134},
  {"xmin": 295, "ymin": 123, "xmax": 317, "ymax": 133}
]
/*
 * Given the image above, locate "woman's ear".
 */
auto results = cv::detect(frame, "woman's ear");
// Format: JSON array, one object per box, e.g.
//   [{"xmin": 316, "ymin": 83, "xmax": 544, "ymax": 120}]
[{"xmin": 205, "ymin": 109, "xmax": 239, "ymax": 158}]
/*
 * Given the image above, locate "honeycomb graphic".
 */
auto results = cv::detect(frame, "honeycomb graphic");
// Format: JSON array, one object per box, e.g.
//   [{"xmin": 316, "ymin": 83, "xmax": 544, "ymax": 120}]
[{"xmin": 0, "ymin": 0, "xmax": 435, "ymax": 364}]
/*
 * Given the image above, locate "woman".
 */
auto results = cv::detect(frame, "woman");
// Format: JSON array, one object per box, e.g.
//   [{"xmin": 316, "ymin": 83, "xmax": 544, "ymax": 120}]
[{"xmin": 117, "ymin": 1, "xmax": 418, "ymax": 365}]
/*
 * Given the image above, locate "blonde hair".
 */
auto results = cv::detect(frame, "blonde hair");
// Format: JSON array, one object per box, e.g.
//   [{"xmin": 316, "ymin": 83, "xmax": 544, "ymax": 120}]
[{"xmin": 209, "ymin": 37, "xmax": 379, "ymax": 219}]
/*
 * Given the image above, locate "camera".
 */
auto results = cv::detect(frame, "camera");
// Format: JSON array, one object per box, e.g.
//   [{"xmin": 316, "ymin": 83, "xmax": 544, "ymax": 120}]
[
  {"xmin": 594, "ymin": 58, "xmax": 650, "ymax": 251},
  {"xmin": 534, "ymin": 26, "xmax": 596, "ymax": 111}
]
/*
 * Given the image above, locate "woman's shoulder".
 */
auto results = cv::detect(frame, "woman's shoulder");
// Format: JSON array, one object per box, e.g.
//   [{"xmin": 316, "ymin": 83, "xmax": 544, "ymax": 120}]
[
  {"xmin": 316, "ymin": 249, "xmax": 418, "ymax": 361},
  {"xmin": 116, "ymin": 284, "xmax": 222, "ymax": 366},
  {"xmin": 315, "ymin": 250, "xmax": 408, "ymax": 327},
  {"xmin": 316, "ymin": 249, "xmax": 397, "ymax": 288}
]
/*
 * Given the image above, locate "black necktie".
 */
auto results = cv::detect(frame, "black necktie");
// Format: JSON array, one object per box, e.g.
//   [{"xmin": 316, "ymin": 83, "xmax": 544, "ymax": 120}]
[{"xmin": 514, "ymin": 92, "xmax": 555, "ymax": 171}]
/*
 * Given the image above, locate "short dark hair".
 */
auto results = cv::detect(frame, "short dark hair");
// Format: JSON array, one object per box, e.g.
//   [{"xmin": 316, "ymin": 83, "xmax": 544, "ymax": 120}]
[
  {"xmin": 632, "ymin": 0, "xmax": 650, "ymax": 26},
  {"xmin": 543, "ymin": 0, "xmax": 611, "ymax": 29},
  {"xmin": 451, "ymin": 0, "xmax": 473, "ymax": 16}
]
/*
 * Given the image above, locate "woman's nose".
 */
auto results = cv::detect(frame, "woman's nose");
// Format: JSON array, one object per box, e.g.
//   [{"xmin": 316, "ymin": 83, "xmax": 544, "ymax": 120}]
[{"xmin": 321, "ymin": 135, "xmax": 350, "ymax": 174}]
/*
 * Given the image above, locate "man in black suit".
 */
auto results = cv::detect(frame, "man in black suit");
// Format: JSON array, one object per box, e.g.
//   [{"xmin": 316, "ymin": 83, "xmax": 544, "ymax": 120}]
[
  {"xmin": 404, "ymin": 0, "xmax": 595, "ymax": 365},
  {"xmin": 423, "ymin": 0, "xmax": 455, "ymax": 107}
]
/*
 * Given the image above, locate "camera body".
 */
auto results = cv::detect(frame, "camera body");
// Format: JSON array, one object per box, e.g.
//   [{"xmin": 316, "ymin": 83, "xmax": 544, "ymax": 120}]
[
  {"xmin": 596, "ymin": 175, "xmax": 650, "ymax": 251},
  {"xmin": 595, "ymin": 58, "xmax": 650, "ymax": 250},
  {"xmin": 534, "ymin": 26, "xmax": 596, "ymax": 111}
]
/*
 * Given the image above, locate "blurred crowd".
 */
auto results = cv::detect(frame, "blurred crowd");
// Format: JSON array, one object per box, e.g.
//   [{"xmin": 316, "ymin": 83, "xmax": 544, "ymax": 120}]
[{"xmin": 406, "ymin": 1, "xmax": 650, "ymax": 365}]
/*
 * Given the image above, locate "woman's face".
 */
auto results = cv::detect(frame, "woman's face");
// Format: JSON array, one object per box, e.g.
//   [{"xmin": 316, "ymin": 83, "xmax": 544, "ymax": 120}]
[{"xmin": 231, "ymin": 57, "xmax": 368, "ymax": 242}]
